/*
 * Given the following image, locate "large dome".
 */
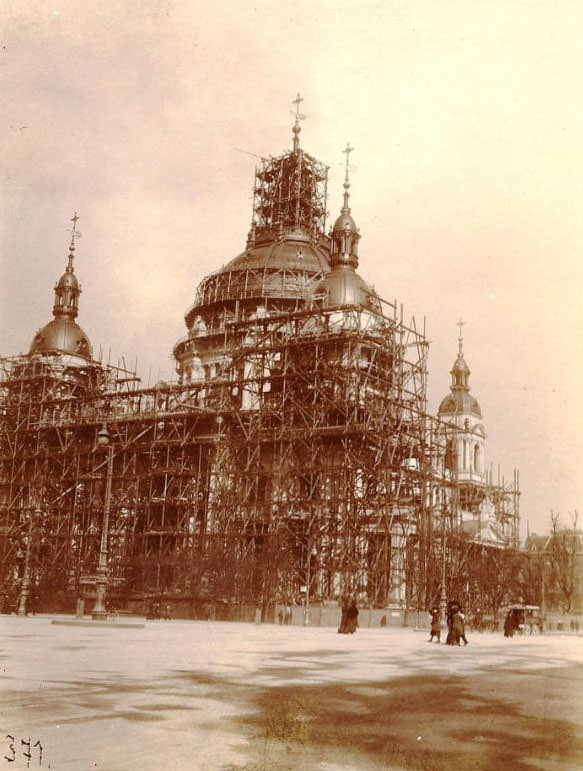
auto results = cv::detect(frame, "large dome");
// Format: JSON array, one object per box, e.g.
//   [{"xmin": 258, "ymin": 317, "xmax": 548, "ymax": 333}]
[
  {"xmin": 225, "ymin": 231, "xmax": 328, "ymax": 273},
  {"xmin": 185, "ymin": 230, "xmax": 330, "ymax": 327}
]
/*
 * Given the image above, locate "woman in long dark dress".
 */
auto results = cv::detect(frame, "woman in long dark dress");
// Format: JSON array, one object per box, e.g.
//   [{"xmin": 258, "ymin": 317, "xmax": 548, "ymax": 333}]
[
  {"xmin": 346, "ymin": 598, "xmax": 359, "ymax": 634},
  {"xmin": 451, "ymin": 610, "xmax": 465, "ymax": 645},
  {"xmin": 338, "ymin": 595, "xmax": 349, "ymax": 634},
  {"xmin": 428, "ymin": 608, "xmax": 441, "ymax": 642},
  {"xmin": 504, "ymin": 611, "xmax": 515, "ymax": 638}
]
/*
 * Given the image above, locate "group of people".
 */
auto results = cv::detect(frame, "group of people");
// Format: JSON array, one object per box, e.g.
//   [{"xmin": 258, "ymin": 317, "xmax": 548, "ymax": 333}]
[{"xmin": 428, "ymin": 601, "xmax": 468, "ymax": 645}]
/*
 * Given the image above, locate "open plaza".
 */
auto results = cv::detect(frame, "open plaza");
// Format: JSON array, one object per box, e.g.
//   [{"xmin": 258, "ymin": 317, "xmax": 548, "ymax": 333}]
[{"xmin": 1, "ymin": 615, "xmax": 582, "ymax": 770}]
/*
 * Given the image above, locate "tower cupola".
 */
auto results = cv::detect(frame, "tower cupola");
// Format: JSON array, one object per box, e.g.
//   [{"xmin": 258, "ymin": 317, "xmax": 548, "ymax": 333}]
[
  {"xmin": 451, "ymin": 327, "xmax": 471, "ymax": 390},
  {"xmin": 313, "ymin": 145, "xmax": 376, "ymax": 310},
  {"xmin": 53, "ymin": 215, "xmax": 81, "ymax": 320},
  {"xmin": 330, "ymin": 143, "xmax": 360, "ymax": 269},
  {"xmin": 438, "ymin": 321, "xmax": 481, "ymax": 418},
  {"xmin": 438, "ymin": 321, "xmax": 486, "ymax": 483},
  {"xmin": 29, "ymin": 214, "xmax": 93, "ymax": 359}
]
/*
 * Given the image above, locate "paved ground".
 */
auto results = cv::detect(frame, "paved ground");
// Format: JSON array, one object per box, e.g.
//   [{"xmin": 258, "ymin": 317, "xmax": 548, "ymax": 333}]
[{"xmin": 1, "ymin": 615, "xmax": 582, "ymax": 771}]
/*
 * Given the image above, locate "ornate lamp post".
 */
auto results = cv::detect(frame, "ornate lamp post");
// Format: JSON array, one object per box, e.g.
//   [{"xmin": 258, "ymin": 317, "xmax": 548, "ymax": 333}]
[
  {"xmin": 92, "ymin": 424, "xmax": 114, "ymax": 620},
  {"xmin": 439, "ymin": 503, "xmax": 448, "ymax": 636},
  {"xmin": 17, "ymin": 507, "xmax": 41, "ymax": 617}
]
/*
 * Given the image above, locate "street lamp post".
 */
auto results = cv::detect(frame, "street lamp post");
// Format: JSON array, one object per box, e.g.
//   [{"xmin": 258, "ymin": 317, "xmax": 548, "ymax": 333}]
[
  {"xmin": 540, "ymin": 552, "xmax": 546, "ymax": 632},
  {"xmin": 17, "ymin": 507, "xmax": 41, "ymax": 617},
  {"xmin": 439, "ymin": 504, "xmax": 448, "ymax": 636},
  {"xmin": 303, "ymin": 542, "xmax": 318, "ymax": 626},
  {"xmin": 92, "ymin": 425, "xmax": 114, "ymax": 620}
]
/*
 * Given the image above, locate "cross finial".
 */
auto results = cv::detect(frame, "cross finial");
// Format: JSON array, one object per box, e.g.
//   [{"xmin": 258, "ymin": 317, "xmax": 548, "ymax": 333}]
[
  {"xmin": 456, "ymin": 318, "xmax": 465, "ymax": 355},
  {"xmin": 66, "ymin": 212, "xmax": 80, "ymax": 270},
  {"xmin": 343, "ymin": 142, "xmax": 354, "ymax": 166},
  {"xmin": 292, "ymin": 92, "xmax": 304, "ymax": 120},
  {"xmin": 341, "ymin": 143, "xmax": 354, "ymax": 212},
  {"xmin": 68, "ymin": 212, "xmax": 81, "ymax": 244},
  {"xmin": 291, "ymin": 93, "xmax": 306, "ymax": 151}
]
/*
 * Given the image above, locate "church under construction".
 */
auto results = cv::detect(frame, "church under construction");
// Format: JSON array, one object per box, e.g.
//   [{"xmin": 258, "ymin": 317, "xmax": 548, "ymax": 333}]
[{"xmin": 0, "ymin": 102, "xmax": 520, "ymax": 623}]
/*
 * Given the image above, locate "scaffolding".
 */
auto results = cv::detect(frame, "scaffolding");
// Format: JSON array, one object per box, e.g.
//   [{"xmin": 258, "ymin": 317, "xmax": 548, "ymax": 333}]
[
  {"xmin": 0, "ymin": 115, "xmax": 521, "ymax": 620},
  {"xmin": 0, "ymin": 296, "xmax": 520, "ymax": 617}
]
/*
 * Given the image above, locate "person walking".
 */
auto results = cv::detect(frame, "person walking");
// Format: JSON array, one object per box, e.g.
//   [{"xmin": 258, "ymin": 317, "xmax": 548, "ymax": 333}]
[
  {"xmin": 284, "ymin": 604, "xmax": 292, "ymax": 625},
  {"xmin": 346, "ymin": 597, "xmax": 359, "ymax": 634},
  {"xmin": 459, "ymin": 609, "xmax": 469, "ymax": 645},
  {"xmin": 428, "ymin": 607, "xmax": 441, "ymax": 642},
  {"xmin": 451, "ymin": 608, "xmax": 465, "ymax": 646},
  {"xmin": 446, "ymin": 601, "xmax": 458, "ymax": 645},
  {"xmin": 504, "ymin": 610, "xmax": 515, "ymax": 638},
  {"xmin": 338, "ymin": 594, "xmax": 349, "ymax": 634}
]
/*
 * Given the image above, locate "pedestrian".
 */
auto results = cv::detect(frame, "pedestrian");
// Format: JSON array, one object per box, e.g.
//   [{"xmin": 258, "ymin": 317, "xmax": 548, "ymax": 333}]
[
  {"xmin": 337, "ymin": 594, "xmax": 349, "ymax": 634},
  {"xmin": 428, "ymin": 607, "xmax": 441, "ymax": 642},
  {"xmin": 504, "ymin": 610, "xmax": 515, "ymax": 638},
  {"xmin": 451, "ymin": 609, "xmax": 465, "ymax": 646},
  {"xmin": 446, "ymin": 600, "xmax": 459, "ymax": 645},
  {"xmin": 278, "ymin": 609, "xmax": 284, "ymax": 625},
  {"xmin": 284, "ymin": 605, "xmax": 292, "ymax": 625},
  {"xmin": 346, "ymin": 597, "xmax": 359, "ymax": 634},
  {"xmin": 459, "ymin": 609, "xmax": 469, "ymax": 645}
]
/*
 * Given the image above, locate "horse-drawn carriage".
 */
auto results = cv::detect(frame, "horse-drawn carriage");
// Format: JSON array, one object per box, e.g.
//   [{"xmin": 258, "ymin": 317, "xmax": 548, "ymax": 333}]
[{"xmin": 505, "ymin": 604, "xmax": 542, "ymax": 635}]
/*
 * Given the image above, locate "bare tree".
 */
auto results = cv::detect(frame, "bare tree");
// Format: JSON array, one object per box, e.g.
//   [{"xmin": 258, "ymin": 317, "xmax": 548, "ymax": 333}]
[
  {"xmin": 548, "ymin": 511, "xmax": 580, "ymax": 614},
  {"xmin": 517, "ymin": 551, "xmax": 543, "ymax": 606}
]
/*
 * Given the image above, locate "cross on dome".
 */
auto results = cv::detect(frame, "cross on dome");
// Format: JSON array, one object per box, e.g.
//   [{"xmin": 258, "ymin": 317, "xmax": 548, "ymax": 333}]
[
  {"xmin": 291, "ymin": 92, "xmax": 305, "ymax": 151},
  {"xmin": 341, "ymin": 143, "xmax": 354, "ymax": 213},
  {"xmin": 456, "ymin": 318, "xmax": 466, "ymax": 355}
]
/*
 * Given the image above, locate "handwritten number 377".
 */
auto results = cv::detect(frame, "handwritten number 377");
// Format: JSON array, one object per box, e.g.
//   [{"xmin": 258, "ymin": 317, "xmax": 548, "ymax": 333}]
[{"xmin": 4, "ymin": 736, "xmax": 43, "ymax": 765}]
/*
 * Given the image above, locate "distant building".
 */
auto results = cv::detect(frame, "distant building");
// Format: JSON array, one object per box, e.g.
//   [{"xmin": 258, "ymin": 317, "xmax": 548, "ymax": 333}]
[{"xmin": 525, "ymin": 529, "xmax": 583, "ymax": 614}]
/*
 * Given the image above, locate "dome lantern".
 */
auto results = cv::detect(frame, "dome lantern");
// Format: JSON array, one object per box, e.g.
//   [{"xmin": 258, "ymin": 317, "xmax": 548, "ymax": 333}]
[
  {"xmin": 451, "ymin": 319, "xmax": 470, "ymax": 390},
  {"xmin": 330, "ymin": 143, "xmax": 360, "ymax": 269},
  {"xmin": 52, "ymin": 213, "xmax": 81, "ymax": 321}
]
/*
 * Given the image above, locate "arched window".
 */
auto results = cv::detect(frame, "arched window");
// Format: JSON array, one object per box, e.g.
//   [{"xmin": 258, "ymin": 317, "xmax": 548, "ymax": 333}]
[{"xmin": 474, "ymin": 444, "xmax": 480, "ymax": 473}]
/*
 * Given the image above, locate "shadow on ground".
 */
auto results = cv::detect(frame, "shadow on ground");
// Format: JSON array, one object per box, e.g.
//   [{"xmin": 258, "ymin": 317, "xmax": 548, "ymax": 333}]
[{"xmin": 177, "ymin": 664, "xmax": 583, "ymax": 771}]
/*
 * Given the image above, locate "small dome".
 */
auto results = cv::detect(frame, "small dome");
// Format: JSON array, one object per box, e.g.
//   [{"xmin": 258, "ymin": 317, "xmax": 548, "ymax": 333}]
[
  {"xmin": 332, "ymin": 211, "xmax": 357, "ymax": 236},
  {"xmin": 30, "ymin": 318, "xmax": 92, "ymax": 359},
  {"xmin": 313, "ymin": 266, "xmax": 379, "ymax": 310},
  {"xmin": 56, "ymin": 270, "xmax": 79, "ymax": 291},
  {"xmin": 452, "ymin": 354, "xmax": 470, "ymax": 377},
  {"xmin": 438, "ymin": 392, "xmax": 482, "ymax": 419},
  {"xmin": 29, "ymin": 213, "xmax": 91, "ymax": 358},
  {"xmin": 438, "ymin": 332, "xmax": 482, "ymax": 418}
]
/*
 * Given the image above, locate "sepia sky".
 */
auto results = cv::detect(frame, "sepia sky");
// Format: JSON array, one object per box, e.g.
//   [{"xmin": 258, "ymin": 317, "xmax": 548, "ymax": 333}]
[{"xmin": 1, "ymin": 0, "xmax": 582, "ymax": 538}]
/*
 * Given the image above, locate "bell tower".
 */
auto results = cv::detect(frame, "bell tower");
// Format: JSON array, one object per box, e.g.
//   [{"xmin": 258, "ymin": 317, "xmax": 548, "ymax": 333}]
[{"xmin": 438, "ymin": 321, "xmax": 486, "ymax": 484}]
